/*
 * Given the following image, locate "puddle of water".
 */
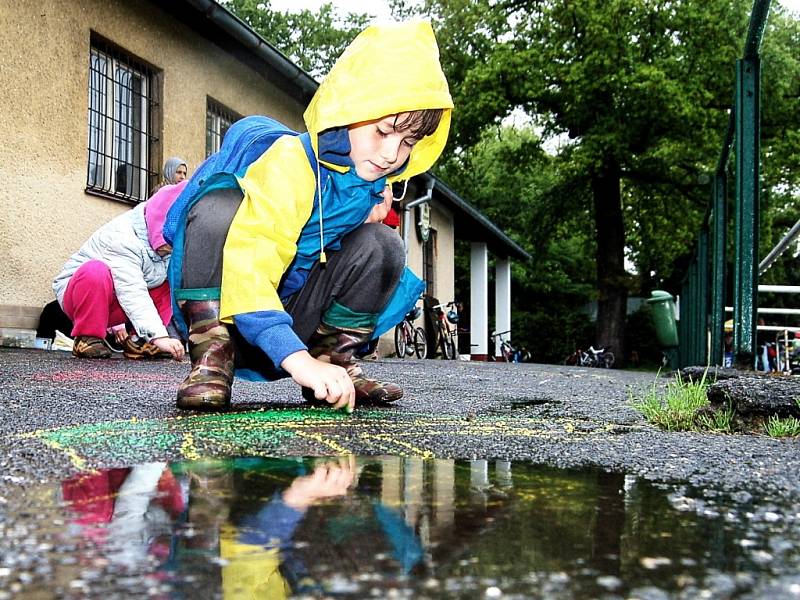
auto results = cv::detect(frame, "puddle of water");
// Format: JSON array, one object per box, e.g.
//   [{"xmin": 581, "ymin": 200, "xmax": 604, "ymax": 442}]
[{"xmin": 1, "ymin": 457, "xmax": 799, "ymax": 598}]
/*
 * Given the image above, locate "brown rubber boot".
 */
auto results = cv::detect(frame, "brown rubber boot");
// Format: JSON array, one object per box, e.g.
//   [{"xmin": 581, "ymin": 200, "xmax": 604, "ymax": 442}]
[
  {"xmin": 176, "ymin": 299, "xmax": 234, "ymax": 411},
  {"xmin": 304, "ymin": 324, "xmax": 403, "ymax": 405}
]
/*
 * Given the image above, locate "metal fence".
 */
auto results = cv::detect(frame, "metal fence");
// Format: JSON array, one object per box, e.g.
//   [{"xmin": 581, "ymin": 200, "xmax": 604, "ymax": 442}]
[{"xmin": 678, "ymin": 0, "xmax": 773, "ymax": 368}]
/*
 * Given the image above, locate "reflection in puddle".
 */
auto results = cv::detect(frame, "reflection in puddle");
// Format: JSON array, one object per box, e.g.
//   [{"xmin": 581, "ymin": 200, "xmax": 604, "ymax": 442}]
[{"xmin": 3, "ymin": 457, "xmax": 800, "ymax": 598}]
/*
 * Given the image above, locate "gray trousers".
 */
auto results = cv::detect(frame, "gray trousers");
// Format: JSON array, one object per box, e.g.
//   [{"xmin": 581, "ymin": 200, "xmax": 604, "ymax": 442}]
[{"xmin": 181, "ymin": 188, "xmax": 405, "ymax": 373}]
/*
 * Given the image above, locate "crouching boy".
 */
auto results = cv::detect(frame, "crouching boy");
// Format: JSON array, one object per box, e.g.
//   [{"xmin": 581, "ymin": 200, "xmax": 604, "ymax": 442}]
[{"xmin": 168, "ymin": 20, "xmax": 453, "ymax": 412}]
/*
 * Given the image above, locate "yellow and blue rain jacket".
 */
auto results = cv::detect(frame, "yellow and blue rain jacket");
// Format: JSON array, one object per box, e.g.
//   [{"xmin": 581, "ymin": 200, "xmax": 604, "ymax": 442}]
[{"xmin": 170, "ymin": 20, "xmax": 453, "ymax": 368}]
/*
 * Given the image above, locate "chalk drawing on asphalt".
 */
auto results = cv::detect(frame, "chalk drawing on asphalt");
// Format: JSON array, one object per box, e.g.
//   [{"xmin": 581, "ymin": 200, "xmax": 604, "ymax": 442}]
[{"xmin": 19, "ymin": 408, "xmax": 606, "ymax": 470}]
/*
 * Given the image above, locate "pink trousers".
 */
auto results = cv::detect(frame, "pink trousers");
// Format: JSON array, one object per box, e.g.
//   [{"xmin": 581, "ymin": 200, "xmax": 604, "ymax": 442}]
[{"xmin": 61, "ymin": 260, "xmax": 172, "ymax": 339}]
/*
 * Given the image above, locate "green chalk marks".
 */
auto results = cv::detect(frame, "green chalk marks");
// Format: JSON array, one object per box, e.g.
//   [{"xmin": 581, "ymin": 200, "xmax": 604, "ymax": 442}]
[{"xmin": 26, "ymin": 406, "xmax": 616, "ymax": 470}]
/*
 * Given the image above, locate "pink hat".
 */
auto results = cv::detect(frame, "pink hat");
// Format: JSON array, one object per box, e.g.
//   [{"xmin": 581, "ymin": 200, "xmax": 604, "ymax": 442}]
[{"xmin": 144, "ymin": 179, "xmax": 188, "ymax": 251}]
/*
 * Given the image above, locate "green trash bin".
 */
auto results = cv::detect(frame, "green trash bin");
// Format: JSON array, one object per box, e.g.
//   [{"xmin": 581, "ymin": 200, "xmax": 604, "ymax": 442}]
[{"xmin": 647, "ymin": 290, "xmax": 678, "ymax": 348}]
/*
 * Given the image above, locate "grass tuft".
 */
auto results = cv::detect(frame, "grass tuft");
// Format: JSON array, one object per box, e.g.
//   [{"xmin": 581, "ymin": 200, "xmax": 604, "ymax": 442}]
[
  {"xmin": 764, "ymin": 415, "xmax": 800, "ymax": 438},
  {"xmin": 630, "ymin": 370, "xmax": 711, "ymax": 432},
  {"xmin": 695, "ymin": 403, "xmax": 735, "ymax": 433}
]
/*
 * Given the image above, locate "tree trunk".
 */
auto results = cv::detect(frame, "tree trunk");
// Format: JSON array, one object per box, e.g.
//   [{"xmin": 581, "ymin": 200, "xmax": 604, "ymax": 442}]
[{"xmin": 592, "ymin": 159, "xmax": 627, "ymax": 366}]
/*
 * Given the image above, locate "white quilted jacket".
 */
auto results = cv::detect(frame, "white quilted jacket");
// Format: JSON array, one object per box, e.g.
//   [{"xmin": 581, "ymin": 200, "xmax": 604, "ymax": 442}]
[{"xmin": 53, "ymin": 203, "xmax": 170, "ymax": 340}]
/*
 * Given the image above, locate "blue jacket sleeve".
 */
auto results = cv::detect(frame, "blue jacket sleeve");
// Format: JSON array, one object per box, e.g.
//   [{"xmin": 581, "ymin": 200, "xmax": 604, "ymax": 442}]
[
  {"xmin": 234, "ymin": 310, "xmax": 307, "ymax": 367},
  {"xmin": 238, "ymin": 492, "xmax": 305, "ymax": 549}
]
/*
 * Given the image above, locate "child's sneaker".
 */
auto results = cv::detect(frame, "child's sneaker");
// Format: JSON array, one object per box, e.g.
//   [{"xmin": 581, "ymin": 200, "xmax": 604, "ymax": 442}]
[
  {"xmin": 121, "ymin": 335, "xmax": 172, "ymax": 360},
  {"xmin": 72, "ymin": 335, "xmax": 112, "ymax": 359}
]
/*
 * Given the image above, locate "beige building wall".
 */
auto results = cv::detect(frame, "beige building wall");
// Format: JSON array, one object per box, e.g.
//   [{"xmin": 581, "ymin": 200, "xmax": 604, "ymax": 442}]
[
  {"xmin": 0, "ymin": 0, "xmax": 306, "ymax": 330},
  {"xmin": 403, "ymin": 201, "xmax": 454, "ymax": 305},
  {"xmin": 429, "ymin": 201, "xmax": 455, "ymax": 305},
  {"xmin": 377, "ymin": 198, "xmax": 454, "ymax": 356}
]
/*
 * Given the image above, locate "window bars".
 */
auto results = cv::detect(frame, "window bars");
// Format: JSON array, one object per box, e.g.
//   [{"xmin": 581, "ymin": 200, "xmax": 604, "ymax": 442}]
[
  {"xmin": 87, "ymin": 39, "xmax": 159, "ymax": 203},
  {"xmin": 206, "ymin": 98, "xmax": 242, "ymax": 157}
]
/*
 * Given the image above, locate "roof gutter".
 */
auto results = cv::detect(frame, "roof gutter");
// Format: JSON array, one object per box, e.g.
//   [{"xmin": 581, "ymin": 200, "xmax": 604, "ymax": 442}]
[{"xmin": 184, "ymin": 0, "xmax": 319, "ymax": 99}]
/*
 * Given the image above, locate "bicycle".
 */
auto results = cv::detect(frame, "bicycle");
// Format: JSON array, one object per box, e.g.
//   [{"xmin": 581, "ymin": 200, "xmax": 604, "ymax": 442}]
[
  {"xmin": 565, "ymin": 346, "xmax": 615, "ymax": 368},
  {"xmin": 490, "ymin": 330, "xmax": 531, "ymax": 363},
  {"xmin": 429, "ymin": 301, "xmax": 459, "ymax": 360},
  {"xmin": 394, "ymin": 306, "xmax": 427, "ymax": 359}
]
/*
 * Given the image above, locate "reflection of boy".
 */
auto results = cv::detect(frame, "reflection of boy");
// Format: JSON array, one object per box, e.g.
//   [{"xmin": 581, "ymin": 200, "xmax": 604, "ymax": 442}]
[
  {"xmin": 171, "ymin": 21, "xmax": 453, "ymax": 412},
  {"xmin": 221, "ymin": 462, "xmax": 354, "ymax": 598}
]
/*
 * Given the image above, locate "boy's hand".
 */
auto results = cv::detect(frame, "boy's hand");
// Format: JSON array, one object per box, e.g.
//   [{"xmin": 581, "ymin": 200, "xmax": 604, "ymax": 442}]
[
  {"xmin": 151, "ymin": 337, "xmax": 185, "ymax": 361},
  {"xmin": 282, "ymin": 462, "xmax": 355, "ymax": 511},
  {"xmin": 281, "ymin": 351, "xmax": 355, "ymax": 413},
  {"xmin": 364, "ymin": 185, "xmax": 393, "ymax": 224}
]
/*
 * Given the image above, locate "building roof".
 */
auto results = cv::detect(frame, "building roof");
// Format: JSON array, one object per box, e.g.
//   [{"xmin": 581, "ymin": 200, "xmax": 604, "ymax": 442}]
[
  {"xmin": 171, "ymin": 0, "xmax": 530, "ymax": 262},
  {"xmin": 429, "ymin": 177, "xmax": 531, "ymax": 262}
]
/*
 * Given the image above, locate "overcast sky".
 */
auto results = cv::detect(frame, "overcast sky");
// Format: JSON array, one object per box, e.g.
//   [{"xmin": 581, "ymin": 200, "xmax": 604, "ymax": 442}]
[{"xmin": 268, "ymin": 0, "xmax": 800, "ymax": 20}]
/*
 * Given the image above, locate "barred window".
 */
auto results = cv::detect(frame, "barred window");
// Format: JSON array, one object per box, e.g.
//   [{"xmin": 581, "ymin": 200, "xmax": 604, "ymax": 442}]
[
  {"xmin": 206, "ymin": 98, "xmax": 242, "ymax": 157},
  {"xmin": 87, "ymin": 37, "xmax": 160, "ymax": 203}
]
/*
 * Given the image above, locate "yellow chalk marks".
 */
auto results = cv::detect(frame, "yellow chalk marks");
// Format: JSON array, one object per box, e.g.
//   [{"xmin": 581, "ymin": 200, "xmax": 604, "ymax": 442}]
[
  {"xmin": 181, "ymin": 433, "xmax": 200, "ymax": 461},
  {"xmin": 290, "ymin": 430, "xmax": 350, "ymax": 454},
  {"xmin": 37, "ymin": 438, "xmax": 87, "ymax": 471},
  {"xmin": 359, "ymin": 434, "xmax": 435, "ymax": 458}
]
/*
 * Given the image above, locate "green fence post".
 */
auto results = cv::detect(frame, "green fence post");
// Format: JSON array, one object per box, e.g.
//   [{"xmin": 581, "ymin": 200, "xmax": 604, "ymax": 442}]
[
  {"xmin": 710, "ymin": 174, "xmax": 727, "ymax": 365},
  {"xmin": 698, "ymin": 230, "xmax": 710, "ymax": 365},
  {"xmin": 687, "ymin": 259, "xmax": 697, "ymax": 366},
  {"xmin": 691, "ymin": 257, "xmax": 700, "ymax": 365},
  {"xmin": 733, "ymin": 57, "xmax": 760, "ymax": 364},
  {"xmin": 679, "ymin": 279, "xmax": 688, "ymax": 369}
]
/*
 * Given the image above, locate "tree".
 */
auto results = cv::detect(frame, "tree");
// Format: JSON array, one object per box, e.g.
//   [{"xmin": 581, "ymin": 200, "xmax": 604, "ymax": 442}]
[
  {"xmin": 408, "ymin": 0, "xmax": 800, "ymax": 362},
  {"xmin": 222, "ymin": 0, "xmax": 370, "ymax": 76},
  {"xmin": 439, "ymin": 126, "xmax": 598, "ymax": 362},
  {"xmin": 225, "ymin": 0, "xmax": 800, "ymax": 364}
]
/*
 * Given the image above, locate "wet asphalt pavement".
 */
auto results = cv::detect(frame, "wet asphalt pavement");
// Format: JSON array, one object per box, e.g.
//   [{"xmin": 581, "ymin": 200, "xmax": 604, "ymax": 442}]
[{"xmin": 1, "ymin": 347, "xmax": 799, "ymax": 502}]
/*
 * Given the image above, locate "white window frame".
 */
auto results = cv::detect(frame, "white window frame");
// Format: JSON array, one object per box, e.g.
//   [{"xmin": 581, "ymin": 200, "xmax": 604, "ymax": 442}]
[
  {"xmin": 206, "ymin": 98, "xmax": 241, "ymax": 157},
  {"xmin": 87, "ymin": 40, "xmax": 157, "ymax": 202}
]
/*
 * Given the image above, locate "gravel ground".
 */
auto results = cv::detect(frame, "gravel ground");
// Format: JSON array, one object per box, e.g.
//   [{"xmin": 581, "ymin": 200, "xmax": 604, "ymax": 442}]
[{"xmin": 1, "ymin": 347, "xmax": 798, "ymax": 503}]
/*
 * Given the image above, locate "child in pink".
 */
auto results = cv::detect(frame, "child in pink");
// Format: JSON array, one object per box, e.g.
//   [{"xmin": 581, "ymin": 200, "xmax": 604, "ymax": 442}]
[{"xmin": 53, "ymin": 181, "xmax": 187, "ymax": 360}]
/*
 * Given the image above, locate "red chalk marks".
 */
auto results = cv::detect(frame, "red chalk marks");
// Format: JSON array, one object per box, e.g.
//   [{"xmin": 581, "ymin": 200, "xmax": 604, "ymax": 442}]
[{"xmin": 32, "ymin": 370, "xmax": 176, "ymax": 383}]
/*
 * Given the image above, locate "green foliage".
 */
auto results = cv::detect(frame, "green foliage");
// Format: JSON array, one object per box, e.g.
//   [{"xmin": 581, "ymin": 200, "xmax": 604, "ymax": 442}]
[
  {"xmin": 222, "ymin": 0, "xmax": 370, "ymax": 76},
  {"xmin": 408, "ymin": 0, "xmax": 799, "ymax": 354},
  {"xmin": 443, "ymin": 127, "xmax": 597, "ymax": 362},
  {"xmin": 631, "ymin": 371, "xmax": 711, "ymax": 431},
  {"xmin": 226, "ymin": 0, "xmax": 800, "ymax": 364},
  {"xmin": 423, "ymin": 0, "xmax": 764, "ymax": 278},
  {"xmin": 763, "ymin": 415, "xmax": 800, "ymax": 438}
]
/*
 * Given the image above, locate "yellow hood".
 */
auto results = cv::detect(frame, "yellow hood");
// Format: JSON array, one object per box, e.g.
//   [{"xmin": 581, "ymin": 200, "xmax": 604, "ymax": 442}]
[{"xmin": 303, "ymin": 20, "xmax": 453, "ymax": 182}]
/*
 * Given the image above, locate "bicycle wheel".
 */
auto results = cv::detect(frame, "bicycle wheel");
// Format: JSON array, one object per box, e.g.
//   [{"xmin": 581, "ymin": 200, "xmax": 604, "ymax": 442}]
[
  {"xmin": 501, "ymin": 343, "xmax": 513, "ymax": 362},
  {"xmin": 445, "ymin": 337, "xmax": 457, "ymax": 360},
  {"xmin": 436, "ymin": 326, "xmax": 448, "ymax": 359},
  {"xmin": 602, "ymin": 351, "xmax": 615, "ymax": 368},
  {"xmin": 394, "ymin": 324, "xmax": 407, "ymax": 358},
  {"xmin": 413, "ymin": 327, "xmax": 427, "ymax": 359}
]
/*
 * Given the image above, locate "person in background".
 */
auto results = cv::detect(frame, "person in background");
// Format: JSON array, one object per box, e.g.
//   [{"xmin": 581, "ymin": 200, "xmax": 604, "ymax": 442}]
[
  {"xmin": 52, "ymin": 182, "xmax": 187, "ymax": 360},
  {"xmin": 152, "ymin": 156, "xmax": 188, "ymax": 194}
]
